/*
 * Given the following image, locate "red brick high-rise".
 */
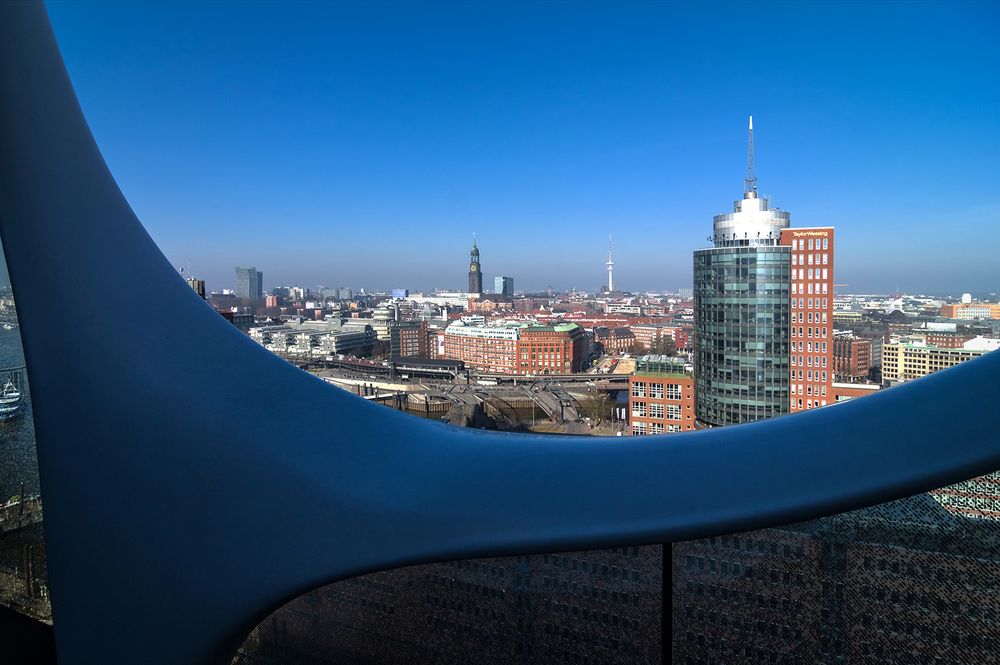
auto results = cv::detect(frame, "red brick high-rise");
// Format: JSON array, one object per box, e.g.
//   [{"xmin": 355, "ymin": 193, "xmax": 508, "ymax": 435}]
[{"xmin": 780, "ymin": 227, "xmax": 834, "ymax": 412}]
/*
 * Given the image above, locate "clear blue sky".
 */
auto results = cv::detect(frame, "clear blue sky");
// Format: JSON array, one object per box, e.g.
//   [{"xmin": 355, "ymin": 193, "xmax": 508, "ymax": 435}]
[{"xmin": 44, "ymin": 1, "xmax": 1000, "ymax": 295}]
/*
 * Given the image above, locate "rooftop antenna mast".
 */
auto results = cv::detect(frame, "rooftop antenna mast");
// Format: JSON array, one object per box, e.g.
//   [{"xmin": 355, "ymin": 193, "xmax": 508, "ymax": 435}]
[
  {"xmin": 606, "ymin": 234, "xmax": 615, "ymax": 292},
  {"xmin": 745, "ymin": 115, "xmax": 757, "ymax": 197}
]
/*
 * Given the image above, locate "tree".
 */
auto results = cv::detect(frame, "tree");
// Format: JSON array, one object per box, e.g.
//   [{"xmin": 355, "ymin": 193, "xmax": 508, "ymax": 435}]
[
  {"xmin": 578, "ymin": 392, "xmax": 614, "ymax": 426},
  {"xmin": 647, "ymin": 335, "xmax": 677, "ymax": 356}
]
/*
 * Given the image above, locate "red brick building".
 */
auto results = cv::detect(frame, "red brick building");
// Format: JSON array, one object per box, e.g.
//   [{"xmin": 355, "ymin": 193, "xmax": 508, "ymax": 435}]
[
  {"xmin": 924, "ymin": 330, "xmax": 977, "ymax": 348},
  {"xmin": 832, "ymin": 331, "xmax": 872, "ymax": 382},
  {"xmin": 516, "ymin": 324, "xmax": 587, "ymax": 375},
  {"xmin": 443, "ymin": 323, "xmax": 519, "ymax": 374},
  {"xmin": 513, "ymin": 298, "xmax": 549, "ymax": 314},
  {"xmin": 389, "ymin": 320, "xmax": 429, "ymax": 358},
  {"xmin": 940, "ymin": 302, "xmax": 1000, "ymax": 319},
  {"xmin": 831, "ymin": 382, "xmax": 880, "ymax": 402},
  {"xmin": 443, "ymin": 321, "xmax": 586, "ymax": 375},
  {"xmin": 628, "ymin": 356, "xmax": 695, "ymax": 435},
  {"xmin": 467, "ymin": 295, "xmax": 513, "ymax": 314},
  {"xmin": 594, "ymin": 327, "xmax": 636, "ymax": 355},
  {"xmin": 630, "ymin": 324, "xmax": 689, "ymax": 353},
  {"xmin": 781, "ymin": 227, "xmax": 834, "ymax": 412}
]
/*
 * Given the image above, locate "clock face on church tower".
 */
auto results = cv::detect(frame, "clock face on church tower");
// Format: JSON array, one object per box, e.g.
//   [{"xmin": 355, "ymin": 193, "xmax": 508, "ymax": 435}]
[{"xmin": 470, "ymin": 265, "xmax": 478, "ymax": 272}]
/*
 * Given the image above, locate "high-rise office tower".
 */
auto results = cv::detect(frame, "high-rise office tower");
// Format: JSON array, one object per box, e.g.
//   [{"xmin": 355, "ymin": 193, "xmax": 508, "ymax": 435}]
[
  {"xmin": 694, "ymin": 117, "xmax": 791, "ymax": 426},
  {"xmin": 781, "ymin": 226, "xmax": 834, "ymax": 411},
  {"xmin": 494, "ymin": 276, "xmax": 514, "ymax": 297},
  {"xmin": 186, "ymin": 276, "xmax": 206, "ymax": 299},
  {"xmin": 468, "ymin": 237, "xmax": 482, "ymax": 294},
  {"xmin": 235, "ymin": 266, "xmax": 263, "ymax": 302}
]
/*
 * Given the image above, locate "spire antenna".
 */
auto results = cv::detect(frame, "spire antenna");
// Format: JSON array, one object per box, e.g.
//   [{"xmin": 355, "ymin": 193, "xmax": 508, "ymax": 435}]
[
  {"xmin": 605, "ymin": 234, "xmax": 615, "ymax": 292},
  {"xmin": 745, "ymin": 115, "xmax": 757, "ymax": 197}
]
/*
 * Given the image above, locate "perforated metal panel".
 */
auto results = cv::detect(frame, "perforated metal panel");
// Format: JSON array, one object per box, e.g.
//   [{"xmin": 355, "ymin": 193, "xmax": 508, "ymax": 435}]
[
  {"xmin": 235, "ymin": 546, "xmax": 663, "ymax": 665},
  {"xmin": 672, "ymin": 472, "xmax": 1000, "ymax": 664}
]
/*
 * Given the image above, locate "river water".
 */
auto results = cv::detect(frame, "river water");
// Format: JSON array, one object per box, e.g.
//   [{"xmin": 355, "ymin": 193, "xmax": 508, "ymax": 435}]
[
  {"xmin": 0, "ymin": 326, "xmax": 39, "ymax": 499},
  {"xmin": 0, "ymin": 324, "xmax": 48, "ymax": 618}
]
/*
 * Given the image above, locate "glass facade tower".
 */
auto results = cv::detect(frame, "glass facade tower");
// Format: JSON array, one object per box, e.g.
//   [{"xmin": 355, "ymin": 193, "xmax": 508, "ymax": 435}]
[
  {"xmin": 694, "ymin": 189, "xmax": 791, "ymax": 426},
  {"xmin": 235, "ymin": 266, "xmax": 263, "ymax": 302}
]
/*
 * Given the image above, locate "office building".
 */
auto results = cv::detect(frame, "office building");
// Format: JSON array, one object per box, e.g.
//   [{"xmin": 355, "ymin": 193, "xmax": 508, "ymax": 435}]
[
  {"xmin": 513, "ymin": 297, "xmax": 549, "ymax": 314},
  {"xmin": 604, "ymin": 303, "xmax": 642, "ymax": 315},
  {"xmin": 389, "ymin": 320, "xmax": 429, "ymax": 358},
  {"xmin": 493, "ymin": 276, "xmax": 514, "ymax": 298},
  {"xmin": 517, "ymin": 324, "xmax": 587, "ymax": 375},
  {"xmin": 694, "ymin": 117, "xmax": 791, "ymax": 426},
  {"xmin": 249, "ymin": 320, "xmax": 376, "ymax": 358},
  {"xmin": 466, "ymin": 295, "xmax": 513, "ymax": 314},
  {"xmin": 468, "ymin": 238, "xmax": 483, "ymax": 294},
  {"xmin": 940, "ymin": 302, "xmax": 1000, "ymax": 320},
  {"xmin": 923, "ymin": 330, "xmax": 977, "ymax": 348},
  {"xmin": 444, "ymin": 321, "xmax": 520, "ymax": 373},
  {"xmin": 832, "ymin": 310, "xmax": 862, "ymax": 325},
  {"xmin": 235, "ymin": 266, "xmax": 263, "ymax": 302},
  {"xmin": 628, "ymin": 356, "xmax": 695, "ymax": 435},
  {"xmin": 833, "ymin": 331, "xmax": 872, "ymax": 382},
  {"xmin": 442, "ymin": 321, "xmax": 586, "ymax": 375},
  {"xmin": 782, "ymin": 227, "xmax": 834, "ymax": 411},
  {"xmin": 830, "ymin": 381, "xmax": 880, "ymax": 402},
  {"xmin": 186, "ymin": 276, "xmax": 206, "ymax": 299},
  {"xmin": 631, "ymin": 324, "xmax": 688, "ymax": 354},
  {"xmin": 594, "ymin": 327, "xmax": 636, "ymax": 355},
  {"xmin": 370, "ymin": 301, "xmax": 400, "ymax": 341},
  {"xmin": 882, "ymin": 339, "xmax": 993, "ymax": 383}
]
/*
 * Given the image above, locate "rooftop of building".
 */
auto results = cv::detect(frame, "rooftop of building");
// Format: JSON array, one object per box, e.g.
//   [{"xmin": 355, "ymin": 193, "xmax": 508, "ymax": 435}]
[
  {"xmin": 518, "ymin": 322, "xmax": 580, "ymax": 333},
  {"xmin": 447, "ymin": 318, "xmax": 578, "ymax": 331},
  {"xmin": 886, "ymin": 336, "xmax": 997, "ymax": 352},
  {"xmin": 633, "ymin": 354, "xmax": 692, "ymax": 378},
  {"xmin": 831, "ymin": 382, "xmax": 880, "ymax": 391}
]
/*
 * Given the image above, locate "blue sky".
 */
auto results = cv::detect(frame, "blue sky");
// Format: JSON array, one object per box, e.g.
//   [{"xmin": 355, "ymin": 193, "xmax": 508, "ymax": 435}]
[{"xmin": 43, "ymin": 1, "xmax": 1000, "ymax": 295}]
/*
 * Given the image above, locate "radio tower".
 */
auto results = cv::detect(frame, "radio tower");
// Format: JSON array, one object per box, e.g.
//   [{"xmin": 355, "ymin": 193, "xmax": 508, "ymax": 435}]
[{"xmin": 606, "ymin": 234, "xmax": 615, "ymax": 292}]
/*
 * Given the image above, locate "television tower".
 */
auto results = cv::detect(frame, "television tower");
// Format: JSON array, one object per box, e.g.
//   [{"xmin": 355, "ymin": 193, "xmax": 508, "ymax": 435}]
[{"xmin": 606, "ymin": 234, "xmax": 615, "ymax": 292}]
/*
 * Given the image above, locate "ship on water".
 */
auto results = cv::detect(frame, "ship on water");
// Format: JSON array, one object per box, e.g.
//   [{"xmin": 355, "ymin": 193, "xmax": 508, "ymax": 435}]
[{"xmin": 0, "ymin": 380, "xmax": 22, "ymax": 421}]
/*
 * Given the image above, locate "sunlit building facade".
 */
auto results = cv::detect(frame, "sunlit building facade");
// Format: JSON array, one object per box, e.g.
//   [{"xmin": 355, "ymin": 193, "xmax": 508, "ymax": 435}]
[
  {"xmin": 694, "ymin": 187, "xmax": 791, "ymax": 426},
  {"xmin": 235, "ymin": 266, "xmax": 263, "ymax": 302},
  {"xmin": 882, "ymin": 340, "xmax": 990, "ymax": 383},
  {"xmin": 628, "ymin": 356, "xmax": 695, "ymax": 435},
  {"xmin": 782, "ymin": 227, "xmax": 835, "ymax": 412},
  {"xmin": 443, "ymin": 321, "xmax": 586, "ymax": 375}
]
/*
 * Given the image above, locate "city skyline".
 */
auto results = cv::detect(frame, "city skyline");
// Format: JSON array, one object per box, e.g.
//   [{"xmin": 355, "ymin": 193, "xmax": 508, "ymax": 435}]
[
  {"xmin": 4, "ymin": 3, "xmax": 1000, "ymax": 664},
  {"xmin": 44, "ymin": 1, "xmax": 1000, "ymax": 293}
]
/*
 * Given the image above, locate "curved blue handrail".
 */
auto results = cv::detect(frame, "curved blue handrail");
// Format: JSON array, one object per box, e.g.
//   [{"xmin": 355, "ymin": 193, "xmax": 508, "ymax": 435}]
[{"xmin": 1, "ymin": 3, "xmax": 998, "ymax": 663}]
